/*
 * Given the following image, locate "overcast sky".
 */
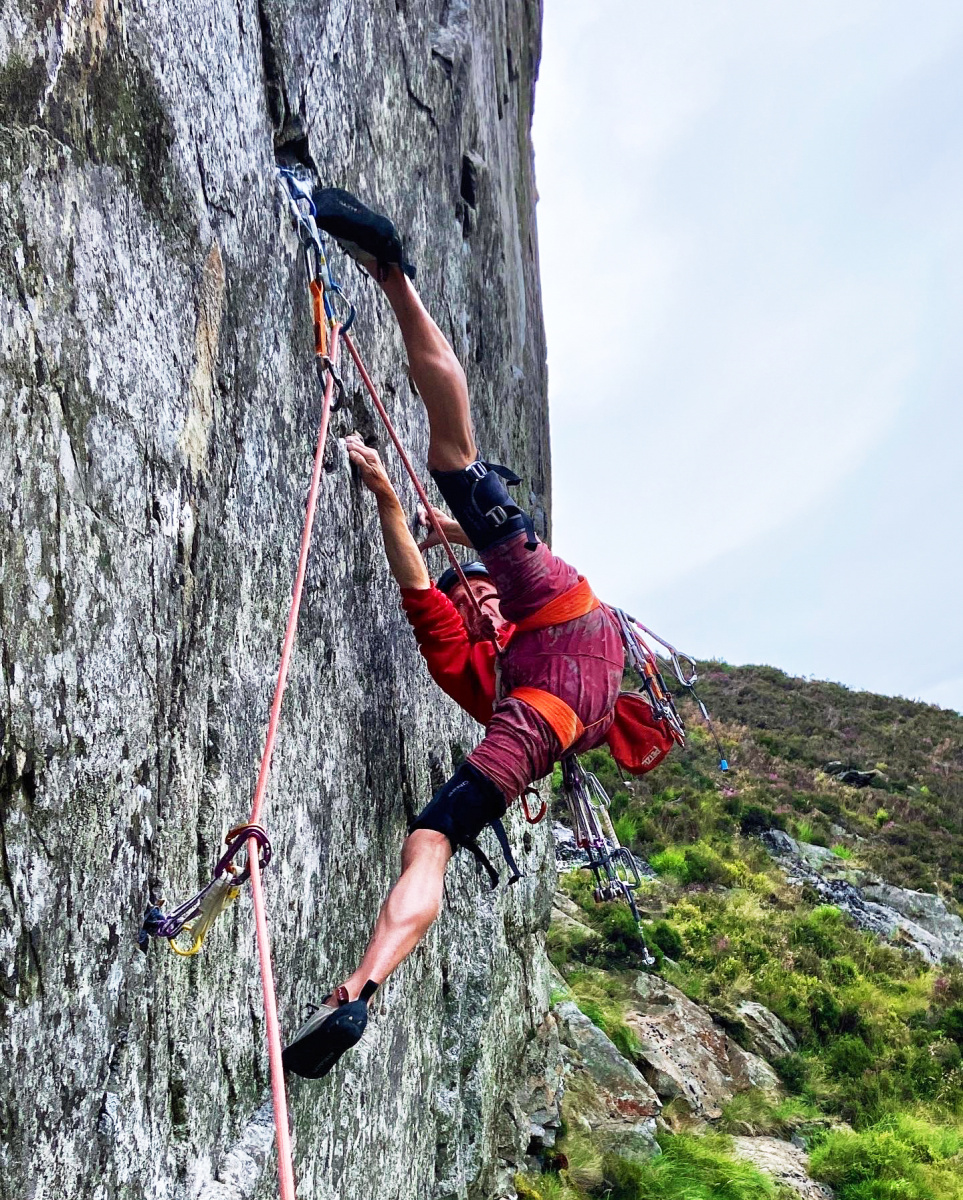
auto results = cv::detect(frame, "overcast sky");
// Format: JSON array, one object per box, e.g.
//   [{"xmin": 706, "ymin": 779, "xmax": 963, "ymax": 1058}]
[{"xmin": 532, "ymin": 0, "xmax": 963, "ymax": 713}]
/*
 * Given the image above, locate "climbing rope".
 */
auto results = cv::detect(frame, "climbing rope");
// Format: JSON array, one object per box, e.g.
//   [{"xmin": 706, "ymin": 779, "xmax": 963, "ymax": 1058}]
[
  {"xmin": 342, "ymin": 330, "xmax": 494, "ymax": 637},
  {"xmin": 225, "ymin": 174, "xmax": 355, "ymax": 1200},
  {"xmin": 138, "ymin": 171, "xmax": 360, "ymax": 1200}
]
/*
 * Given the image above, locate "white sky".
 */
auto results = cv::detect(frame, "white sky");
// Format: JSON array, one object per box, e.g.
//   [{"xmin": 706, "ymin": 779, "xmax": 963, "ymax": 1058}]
[{"xmin": 533, "ymin": 0, "xmax": 963, "ymax": 713}]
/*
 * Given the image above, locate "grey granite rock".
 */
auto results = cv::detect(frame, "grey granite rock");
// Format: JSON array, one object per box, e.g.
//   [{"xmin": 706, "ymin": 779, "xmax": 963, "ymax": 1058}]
[
  {"xmin": 729, "ymin": 1136, "xmax": 834, "ymax": 1200},
  {"xmin": 761, "ymin": 831, "xmax": 963, "ymax": 964},
  {"xmin": 627, "ymin": 975, "xmax": 783, "ymax": 1120},
  {"xmin": 553, "ymin": 1001, "xmax": 661, "ymax": 1162},
  {"xmin": 733, "ymin": 1001, "xmax": 798, "ymax": 1062},
  {"xmin": 0, "ymin": 2, "xmax": 558, "ymax": 1197},
  {"xmin": 860, "ymin": 882, "xmax": 963, "ymax": 958}
]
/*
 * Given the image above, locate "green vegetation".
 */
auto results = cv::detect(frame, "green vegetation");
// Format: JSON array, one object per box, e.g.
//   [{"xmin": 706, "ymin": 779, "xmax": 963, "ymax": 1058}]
[
  {"xmin": 532, "ymin": 664, "xmax": 963, "ymax": 1199},
  {"xmin": 810, "ymin": 1113, "xmax": 963, "ymax": 1200},
  {"xmin": 517, "ymin": 1133, "xmax": 788, "ymax": 1200},
  {"xmin": 695, "ymin": 663, "xmax": 963, "ymax": 893}
]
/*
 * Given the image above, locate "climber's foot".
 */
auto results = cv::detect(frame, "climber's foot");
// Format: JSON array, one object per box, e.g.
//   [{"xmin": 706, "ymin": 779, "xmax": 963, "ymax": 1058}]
[
  {"xmin": 282, "ymin": 982, "xmax": 378, "ymax": 1079},
  {"xmin": 312, "ymin": 187, "xmax": 416, "ymax": 281}
]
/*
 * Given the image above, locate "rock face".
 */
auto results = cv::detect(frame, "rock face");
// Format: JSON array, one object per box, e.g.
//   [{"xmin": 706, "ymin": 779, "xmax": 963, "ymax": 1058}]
[
  {"xmin": 729, "ymin": 1136, "xmax": 834, "ymax": 1200},
  {"xmin": 553, "ymin": 1001, "xmax": 661, "ymax": 1162},
  {"xmin": 0, "ymin": 3, "xmax": 556, "ymax": 1198},
  {"xmin": 729, "ymin": 1001, "xmax": 798, "ymax": 1063},
  {"xmin": 626, "ymin": 975, "xmax": 783, "ymax": 1120},
  {"xmin": 860, "ymin": 881, "xmax": 963, "ymax": 958},
  {"xmin": 761, "ymin": 832, "xmax": 963, "ymax": 964}
]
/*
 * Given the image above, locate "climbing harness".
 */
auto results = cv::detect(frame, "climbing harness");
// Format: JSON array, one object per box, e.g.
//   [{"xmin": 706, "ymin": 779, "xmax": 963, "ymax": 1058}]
[{"xmin": 559, "ymin": 755, "xmax": 655, "ymax": 967}]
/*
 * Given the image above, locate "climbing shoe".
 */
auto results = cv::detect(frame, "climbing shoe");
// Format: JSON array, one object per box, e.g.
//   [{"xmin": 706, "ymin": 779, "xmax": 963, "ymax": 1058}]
[
  {"xmin": 312, "ymin": 188, "xmax": 416, "ymax": 281},
  {"xmin": 282, "ymin": 981, "xmax": 378, "ymax": 1079}
]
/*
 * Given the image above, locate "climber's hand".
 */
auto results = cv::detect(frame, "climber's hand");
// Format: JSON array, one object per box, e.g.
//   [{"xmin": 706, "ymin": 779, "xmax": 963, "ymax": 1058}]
[
  {"xmin": 417, "ymin": 504, "xmax": 471, "ymax": 551},
  {"xmin": 346, "ymin": 434, "xmax": 397, "ymax": 503}
]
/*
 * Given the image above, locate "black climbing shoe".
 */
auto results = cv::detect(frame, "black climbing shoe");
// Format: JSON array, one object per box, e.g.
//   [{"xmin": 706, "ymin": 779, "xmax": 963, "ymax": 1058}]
[
  {"xmin": 312, "ymin": 188, "xmax": 416, "ymax": 281},
  {"xmin": 282, "ymin": 981, "xmax": 378, "ymax": 1079}
]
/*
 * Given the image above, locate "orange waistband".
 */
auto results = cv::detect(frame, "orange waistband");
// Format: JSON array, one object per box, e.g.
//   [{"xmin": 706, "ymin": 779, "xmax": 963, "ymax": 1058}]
[
  {"xmin": 512, "ymin": 576, "xmax": 599, "ymax": 634},
  {"xmin": 509, "ymin": 686, "xmax": 585, "ymax": 753}
]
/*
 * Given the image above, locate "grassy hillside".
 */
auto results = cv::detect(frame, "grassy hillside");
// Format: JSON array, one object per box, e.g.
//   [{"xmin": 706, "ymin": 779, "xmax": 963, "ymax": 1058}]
[
  {"xmin": 697, "ymin": 664, "xmax": 963, "ymax": 895},
  {"xmin": 522, "ymin": 665, "xmax": 963, "ymax": 1200}
]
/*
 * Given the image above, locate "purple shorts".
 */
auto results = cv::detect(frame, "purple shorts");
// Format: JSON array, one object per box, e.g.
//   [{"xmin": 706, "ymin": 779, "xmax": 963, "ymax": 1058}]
[{"xmin": 467, "ymin": 534, "xmax": 624, "ymax": 799}]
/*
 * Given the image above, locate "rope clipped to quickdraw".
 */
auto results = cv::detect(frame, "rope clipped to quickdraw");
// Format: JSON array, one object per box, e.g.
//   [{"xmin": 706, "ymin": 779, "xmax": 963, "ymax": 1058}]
[
  {"xmin": 560, "ymin": 755, "xmax": 655, "ymax": 966},
  {"xmin": 614, "ymin": 609, "xmax": 728, "ymax": 771},
  {"xmin": 139, "ymin": 167, "xmax": 357, "ymax": 1200},
  {"xmin": 139, "ymin": 825, "xmax": 271, "ymax": 957}
]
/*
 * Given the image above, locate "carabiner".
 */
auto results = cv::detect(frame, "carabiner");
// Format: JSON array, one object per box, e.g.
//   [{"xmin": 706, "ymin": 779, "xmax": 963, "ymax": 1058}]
[
  {"xmin": 217, "ymin": 823, "xmax": 272, "ymax": 884},
  {"xmin": 325, "ymin": 284, "xmax": 356, "ymax": 334},
  {"xmin": 521, "ymin": 786, "xmax": 547, "ymax": 824},
  {"xmin": 317, "ymin": 355, "xmax": 346, "ymax": 409}
]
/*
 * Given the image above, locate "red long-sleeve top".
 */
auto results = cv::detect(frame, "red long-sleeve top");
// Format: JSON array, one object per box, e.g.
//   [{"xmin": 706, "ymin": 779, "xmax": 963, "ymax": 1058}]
[
  {"xmin": 399, "ymin": 585, "xmax": 512, "ymax": 725},
  {"xmin": 399, "ymin": 541, "xmax": 631, "ymax": 799}
]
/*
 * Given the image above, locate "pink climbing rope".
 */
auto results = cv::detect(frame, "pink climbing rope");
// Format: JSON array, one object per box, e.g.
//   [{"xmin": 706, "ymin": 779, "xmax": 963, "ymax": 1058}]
[
  {"xmin": 342, "ymin": 331, "xmax": 490, "ymax": 633},
  {"xmin": 243, "ymin": 301, "xmax": 490, "ymax": 1198},
  {"xmin": 245, "ymin": 322, "xmax": 343, "ymax": 1200},
  {"xmin": 248, "ymin": 322, "xmax": 342, "ymax": 830}
]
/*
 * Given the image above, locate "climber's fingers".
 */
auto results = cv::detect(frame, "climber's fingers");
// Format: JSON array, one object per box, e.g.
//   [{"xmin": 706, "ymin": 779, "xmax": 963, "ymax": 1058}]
[{"xmin": 346, "ymin": 434, "xmax": 396, "ymax": 500}]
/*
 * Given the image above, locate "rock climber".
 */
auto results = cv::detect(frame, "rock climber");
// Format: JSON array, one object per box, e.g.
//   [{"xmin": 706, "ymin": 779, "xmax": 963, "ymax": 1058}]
[{"xmin": 282, "ymin": 191, "xmax": 633, "ymax": 1079}]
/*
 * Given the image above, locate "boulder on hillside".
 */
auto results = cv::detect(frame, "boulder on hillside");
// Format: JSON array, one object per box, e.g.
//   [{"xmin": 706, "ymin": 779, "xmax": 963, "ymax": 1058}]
[
  {"xmin": 553, "ymin": 1001, "xmax": 661, "ymax": 1161},
  {"xmin": 731, "ymin": 1001, "xmax": 798, "ymax": 1062},
  {"xmin": 729, "ymin": 1136, "xmax": 834, "ymax": 1200},
  {"xmin": 627, "ymin": 975, "xmax": 783, "ymax": 1120},
  {"xmin": 552, "ymin": 893, "xmax": 601, "ymax": 939},
  {"xmin": 860, "ymin": 882, "xmax": 963, "ymax": 959},
  {"xmin": 761, "ymin": 831, "xmax": 963, "ymax": 963}
]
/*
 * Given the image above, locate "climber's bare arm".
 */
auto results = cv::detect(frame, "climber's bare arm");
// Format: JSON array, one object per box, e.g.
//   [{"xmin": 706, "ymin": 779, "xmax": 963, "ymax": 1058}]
[
  {"xmin": 347, "ymin": 434, "xmax": 431, "ymax": 590},
  {"xmin": 378, "ymin": 269, "xmax": 477, "ymax": 474}
]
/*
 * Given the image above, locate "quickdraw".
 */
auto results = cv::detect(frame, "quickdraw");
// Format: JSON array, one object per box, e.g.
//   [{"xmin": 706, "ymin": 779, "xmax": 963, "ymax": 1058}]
[
  {"xmin": 139, "ymin": 825, "xmax": 272, "ymax": 956},
  {"xmin": 276, "ymin": 168, "xmax": 356, "ymax": 338},
  {"xmin": 613, "ymin": 608, "xmax": 729, "ymax": 772},
  {"xmin": 560, "ymin": 755, "xmax": 655, "ymax": 966}
]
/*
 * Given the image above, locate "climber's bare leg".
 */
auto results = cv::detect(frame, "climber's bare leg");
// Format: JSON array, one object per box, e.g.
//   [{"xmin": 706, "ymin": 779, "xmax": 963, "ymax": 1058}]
[
  {"xmin": 379, "ymin": 267, "xmax": 476, "ymax": 473},
  {"xmin": 338, "ymin": 829, "xmax": 453, "ymax": 999}
]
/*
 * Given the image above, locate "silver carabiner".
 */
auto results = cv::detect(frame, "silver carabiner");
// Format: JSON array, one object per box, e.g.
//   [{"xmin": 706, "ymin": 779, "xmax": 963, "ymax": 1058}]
[
  {"xmin": 325, "ymin": 284, "xmax": 357, "ymax": 334},
  {"xmin": 625, "ymin": 611, "xmax": 699, "ymax": 688},
  {"xmin": 317, "ymin": 355, "xmax": 346, "ymax": 408}
]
